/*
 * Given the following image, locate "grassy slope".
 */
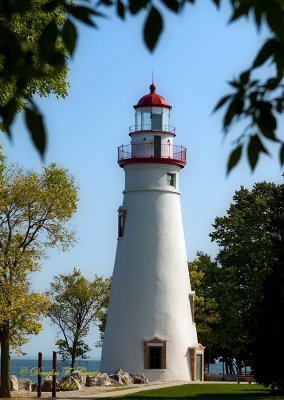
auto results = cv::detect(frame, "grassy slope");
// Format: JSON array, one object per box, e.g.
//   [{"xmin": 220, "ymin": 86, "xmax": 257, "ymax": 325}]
[{"xmin": 117, "ymin": 384, "xmax": 284, "ymax": 400}]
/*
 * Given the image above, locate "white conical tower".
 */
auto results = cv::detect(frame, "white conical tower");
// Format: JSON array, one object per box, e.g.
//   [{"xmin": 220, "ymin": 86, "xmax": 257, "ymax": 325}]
[{"xmin": 100, "ymin": 83, "xmax": 203, "ymax": 382}]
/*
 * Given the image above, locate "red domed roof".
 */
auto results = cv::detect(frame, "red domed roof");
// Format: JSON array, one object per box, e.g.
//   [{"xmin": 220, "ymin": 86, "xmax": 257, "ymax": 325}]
[{"xmin": 134, "ymin": 84, "xmax": 172, "ymax": 109}]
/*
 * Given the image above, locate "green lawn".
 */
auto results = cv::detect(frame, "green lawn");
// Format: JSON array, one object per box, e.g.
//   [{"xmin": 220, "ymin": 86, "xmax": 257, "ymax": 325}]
[{"xmin": 116, "ymin": 384, "xmax": 284, "ymax": 400}]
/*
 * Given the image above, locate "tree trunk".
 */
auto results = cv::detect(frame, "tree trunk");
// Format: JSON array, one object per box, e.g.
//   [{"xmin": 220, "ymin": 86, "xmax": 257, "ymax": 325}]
[
  {"xmin": 71, "ymin": 347, "xmax": 76, "ymax": 372},
  {"xmin": 0, "ymin": 322, "xmax": 11, "ymax": 398}
]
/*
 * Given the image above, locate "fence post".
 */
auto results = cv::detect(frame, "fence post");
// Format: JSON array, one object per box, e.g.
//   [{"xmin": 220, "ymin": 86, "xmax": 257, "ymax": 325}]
[
  {"xmin": 37, "ymin": 352, "xmax": 42, "ymax": 398},
  {"xmin": 52, "ymin": 351, "xmax": 57, "ymax": 398}
]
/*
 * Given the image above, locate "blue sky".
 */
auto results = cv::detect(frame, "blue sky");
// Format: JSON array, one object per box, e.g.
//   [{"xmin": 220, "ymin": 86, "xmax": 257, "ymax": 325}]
[{"xmin": 3, "ymin": 2, "xmax": 283, "ymax": 360}]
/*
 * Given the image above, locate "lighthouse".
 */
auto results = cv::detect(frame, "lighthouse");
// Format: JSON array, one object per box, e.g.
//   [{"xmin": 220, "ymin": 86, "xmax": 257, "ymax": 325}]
[{"xmin": 100, "ymin": 83, "xmax": 204, "ymax": 381}]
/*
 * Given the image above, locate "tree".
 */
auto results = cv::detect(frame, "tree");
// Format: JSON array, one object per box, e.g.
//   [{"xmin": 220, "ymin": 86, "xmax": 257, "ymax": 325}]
[
  {"xmin": 0, "ymin": 161, "xmax": 78, "ymax": 398},
  {"xmin": 46, "ymin": 268, "xmax": 111, "ymax": 370},
  {"xmin": 210, "ymin": 181, "xmax": 284, "ymax": 388},
  {"xmin": 0, "ymin": 0, "xmax": 70, "ymax": 153},
  {"xmin": 1, "ymin": 0, "xmax": 284, "ymax": 171},
  {"xmin": 188, "ymin": 253, "xmax": 220, "ymax": 368}
]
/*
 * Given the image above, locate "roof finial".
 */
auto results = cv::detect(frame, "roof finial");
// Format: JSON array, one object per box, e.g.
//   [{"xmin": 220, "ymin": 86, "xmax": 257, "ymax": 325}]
[{"xmin": 150, "ymin": 70, "xmax": 156, "ymax": 93}]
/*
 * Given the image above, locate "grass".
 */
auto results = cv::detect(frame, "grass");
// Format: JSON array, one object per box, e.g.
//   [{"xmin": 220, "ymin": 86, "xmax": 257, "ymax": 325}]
[{"xmin": 116, "ymin": 383, "xmax": 284, "ymax": 400}]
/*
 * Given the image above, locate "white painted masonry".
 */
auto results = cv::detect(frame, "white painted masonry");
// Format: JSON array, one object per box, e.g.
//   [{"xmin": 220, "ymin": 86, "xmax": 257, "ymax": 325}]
[{"xmin": 100, "ymin": 85, "xmax": 199, "ymax": 381}]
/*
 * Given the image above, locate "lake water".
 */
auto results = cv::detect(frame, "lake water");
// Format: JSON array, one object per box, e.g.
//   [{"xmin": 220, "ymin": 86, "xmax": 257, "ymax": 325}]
[
  {"xmin": 6, "ymin": 359, "xmax": 224, "ymax": 383},
  {"xmin": 9, "ymin": 359, "xmax": 101, "ymax": 383}
]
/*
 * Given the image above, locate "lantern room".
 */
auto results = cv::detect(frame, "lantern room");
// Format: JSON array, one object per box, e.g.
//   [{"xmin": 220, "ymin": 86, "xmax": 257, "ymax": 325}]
[
  {"xmin": 118, "ymin": 83, "xmax": 186, "ymax": 168},
  {"xmin": 132, "ymin": 83, "xmax": 174, "ymax": 134}
]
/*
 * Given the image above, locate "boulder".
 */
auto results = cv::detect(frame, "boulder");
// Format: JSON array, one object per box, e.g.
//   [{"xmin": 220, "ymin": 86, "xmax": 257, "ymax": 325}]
[
  {"xmin": 10, "ymin": 375, "xmax": 19, "ymax": 391},
  {"xmin": 112, "ymin": 369, "xmax": 134, "ymax": 385},
  {"xmin": 32, "ymin": 383, "xmax": 38, "ymax": 392},
  {"xmin": 18, "ymin": 378, "xmax": 32, "ymax": 391},
  {"xmin": 95, "ymin": 373, "xmax": 112, "ymax": 386},
  {"xmin": 60, "ymin": 376, "xmax": 82, "ymax": 391},
  {"xmin": 70, "ymin": 370, "xmax": 86, "ymax": 386},
  {"xmin": 131, "ymin": 373, "xmax": 149, "ymax": 384},
  {"xmin": 85, "ymin": 373, "xmax": 112, "ymax": 387},
  {"xmin": 42, "ymin": 376, "xmax": 56, "ymax": 392}
]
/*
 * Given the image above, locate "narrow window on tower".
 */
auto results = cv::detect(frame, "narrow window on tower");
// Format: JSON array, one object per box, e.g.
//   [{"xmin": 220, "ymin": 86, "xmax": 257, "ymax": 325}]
[
  {"xmin": 149, "ymin": 346, "xmax": 162, "ymax": 369},
  {"xmin": 144, "ymin": 338, "xmax": 166, "ymax": 369},
  {"xmin": 167, "ymin": 173, "xmax": 176, "ymax": 187},
  {"xmin": 118, "ymin": 207, "xmax": 127, "ymax": 238}
]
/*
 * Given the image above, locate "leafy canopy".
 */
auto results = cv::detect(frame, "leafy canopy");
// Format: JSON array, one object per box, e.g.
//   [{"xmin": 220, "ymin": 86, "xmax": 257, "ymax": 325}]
[
  {"xmin": 0, "ymin": 160, "xmax": 78, "ymax": 398},
  {"xmin": 210, "ymin": 180, "xmax": 284, "ymax": 385},
  {"xmin": 46, "ymin": 268, "xmax": 111, "ymax": 369},
  {"xmin": 0, "ymin": 161, "xmax": 78, "ymax": 345},
  {"xmin": 1, "ymin": 0, "xmax": 284, "ymax": 171}
]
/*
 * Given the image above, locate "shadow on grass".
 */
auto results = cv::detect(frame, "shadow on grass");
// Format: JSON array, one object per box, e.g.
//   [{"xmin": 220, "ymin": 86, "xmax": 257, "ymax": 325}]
[
  {"xmin": 111, "ymin": 384, "xmax": 284, "ymax": 400},
  {"xmin": 119, "ymin": 395, "xmax": 281, "ymax": 400}
]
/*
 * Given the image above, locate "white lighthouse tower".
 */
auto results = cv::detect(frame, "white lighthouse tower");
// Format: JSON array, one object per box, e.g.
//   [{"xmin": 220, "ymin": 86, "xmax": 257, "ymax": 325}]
[{"xmin": 100, "ymin": 83, "xmax": 204, "ymax": 382}]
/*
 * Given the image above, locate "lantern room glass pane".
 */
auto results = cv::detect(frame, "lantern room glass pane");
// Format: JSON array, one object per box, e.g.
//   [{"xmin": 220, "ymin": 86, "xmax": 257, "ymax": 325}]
[
  {"xmin": 141, "ymin": 107, "xmax": 151, "ymax": 130},
  {"xmin": 162, "ymin": 108, "xmax": 170, "ymax": 130},
  {"xmin": 136, "ymin": 107, "xmax": 171, "ymax": 132},
  {"xmin": 151, "ymin": 107, "xmax": 162, "ymax": 130},
  {"xmin": 135, "ymin": 109, "xmax": 142, "ymax": 131}
]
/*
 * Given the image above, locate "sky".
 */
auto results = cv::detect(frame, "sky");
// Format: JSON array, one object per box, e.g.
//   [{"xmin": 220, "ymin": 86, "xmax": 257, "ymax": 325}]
[{"xmin": 2, "ymin": 1, "xmax": 283, "ymax": 360}]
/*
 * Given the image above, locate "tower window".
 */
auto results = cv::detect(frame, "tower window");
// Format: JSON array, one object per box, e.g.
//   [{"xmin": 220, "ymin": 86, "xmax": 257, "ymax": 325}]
[
  {"xmin": 167, "ymin": 173, "xmax": 176, "ymax": 187},
  {"xmin": 118, "ymin": 208, "xmax": 127, "ymax": 238},
  {"xmin": 149, "ymin": 347, "xmax": 162, "ymax": 369},
  {"xmin": 144, "ymin": 338, "xmax": 166, "ymax": 370}
]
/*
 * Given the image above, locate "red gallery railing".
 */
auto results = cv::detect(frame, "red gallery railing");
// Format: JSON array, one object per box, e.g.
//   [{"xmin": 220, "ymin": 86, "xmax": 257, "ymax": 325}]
[{"xmin": 118, "ymin": 143, "xmax": 187, "ymax": 166}]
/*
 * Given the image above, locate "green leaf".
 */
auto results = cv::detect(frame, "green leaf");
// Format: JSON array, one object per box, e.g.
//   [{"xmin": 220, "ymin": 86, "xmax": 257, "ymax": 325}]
[
  {"xmin": 213, "ymin": 95, "xmax": 231, "ymax": 112},
  {"xmin": 265, "ymin": 78, "xmax": 280, "ymax": 90},
  {"xmin": 266, "ymin": 2, "xmax": 284, "ymax": 39},
  {"xmin": 223, "ymin": 97, "xmax": 244, "ymax": 130},
  {"xmin": 143, "ymin": 6, "xmax": 163, "ymax": 51},
  {"xmin": 61, "ymin": 19, "xmax": 77, "ymax": 56},
  {"xmin": 38, "ymin": 20, "xmax": 58, "ymax": 64},
  {"xmin": 253, "ymin": 2, "xmax": 264, "ymax": 28},
  {"xmin": 276, "ymin": 98, "xmax": 283, "ymax": 113},
  {"xmin": 252, "ymin": 39, "xmax": 276, "ymax": 68},
  {"xmin": 0, "ymin": 99, "xmax": 18, "ymax": 134},
  {"xmin": 229, "ymin": 3, "xmax": 251, "ymax": 22},
  {"xmin": 41, "ymin": 0, "xmax": 63, "ymax": 12},
  {"xmin": 280, "ymin": 143, "xmax": 284, "ymax": 166},
  {"xmin": 25, "ymin": 108, "xmax": 46, "ymax": 158},
  {"xmin": 65, "ymin": 5, "xmax": 99, "ymax": 27},
  {"xmin": 159, "ymin": 0, "xmax": 180, "ymax": 13},
  {"xmin": 247, "ymin": 135, "xmax": 269, "ymax": 171},
  {"xmin": 211, "ymin": 0, "xmax": 221, "ymax": 7},
  {"xmin": 240, "ymin": 70, "xmax": 250, "ymax": 85},
  {"xmin": 227, "ymin": 145, "xmax": 242, "ymax": 174},
  {"xmin": 117, "ymin": 0, "xmax": 125, "ymax": 19},
  {"xmin": 128, "ymin": 0, "xmax": 148, "ymax": 14},
  {"xmin": 256, "ymin": 104, "xmax": 277, "ymax": 141}
]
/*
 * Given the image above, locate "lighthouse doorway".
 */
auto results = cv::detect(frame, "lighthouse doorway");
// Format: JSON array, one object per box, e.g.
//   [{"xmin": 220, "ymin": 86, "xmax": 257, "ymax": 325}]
[
  {"xmin": 154, "ymin": 136, "xmax": 161, "ymax": 157},
  {"xmin": 196, "ymin": 354, "xmax": 202, "ymax": 381}
]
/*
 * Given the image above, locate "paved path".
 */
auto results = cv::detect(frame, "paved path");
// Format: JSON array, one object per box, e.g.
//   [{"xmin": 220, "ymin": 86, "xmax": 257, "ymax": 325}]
[{"xmin": 68, "ymin": 381, "xmax": 189, "ymax": 399}]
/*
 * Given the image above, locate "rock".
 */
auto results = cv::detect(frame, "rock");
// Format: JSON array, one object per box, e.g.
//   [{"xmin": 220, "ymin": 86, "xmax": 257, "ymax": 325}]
[
  {"xmin": 131, "ymin": 373, "xmax": 149, "ymax": 384},
  {"xmin": 85, "ymin": 373, "xmax": 112, "ymax": 387},
  {"xmin": 32, "ymin": 383, "xmax": 38, "ymax": 392},
  {"xmin": 18, "ymin": 378, "xmax": 32, "ymax": 391},
  {"xmin": 112, "ymin": 369, "xmax": 134, "ymax": 385},
  {"xmin": 95, "ymin": 373, "xmax": 112, "ymax": 386},
  {"xmin": 70, "ymin": 370, "xmax": 86, "ymax": 386},
  {"xmin": 42, "ymin": 376, "xmax": 55, "ymax": 392},
  {"xmin": 60, "ymin": 376, "xmax": 82, "ymax": 391},
  {"xmin": 10, "ymin": 375, "xmax": 19, "ymax": 391},
  {"xmin": 85, "ymin": 375, "xmax": 97, "ymax": 387}
]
